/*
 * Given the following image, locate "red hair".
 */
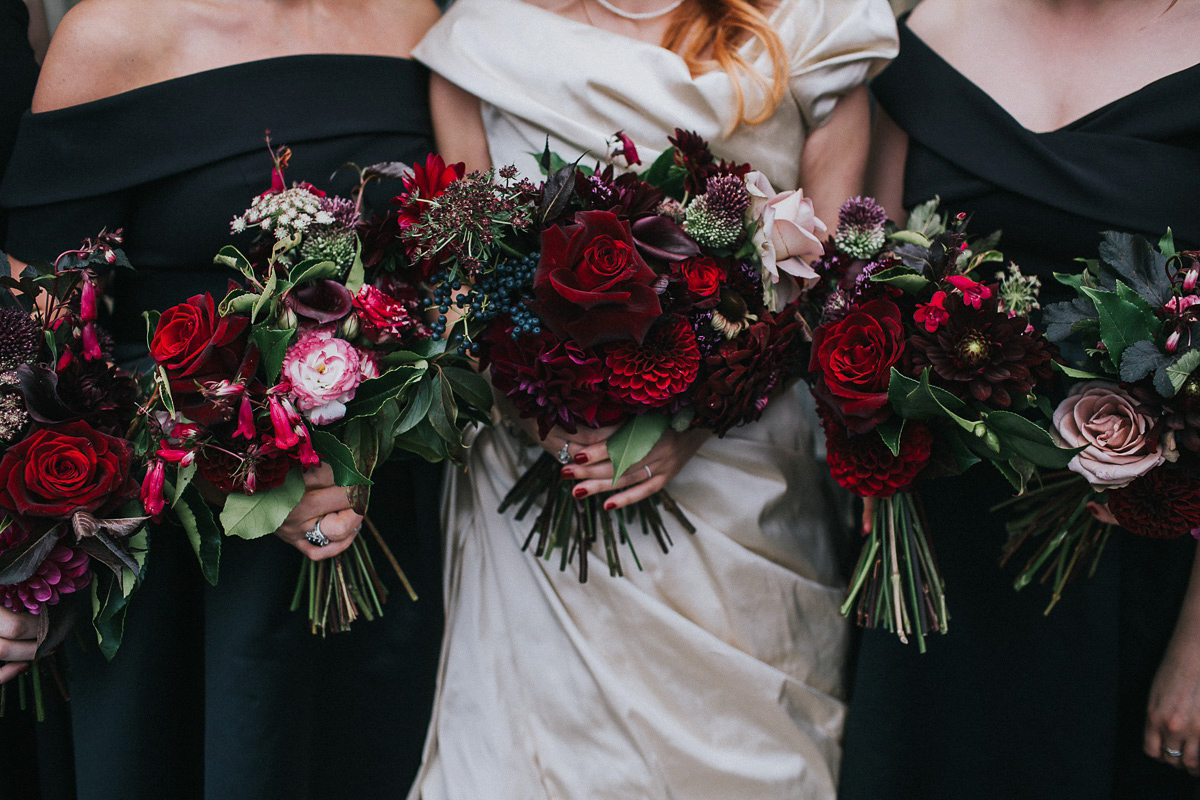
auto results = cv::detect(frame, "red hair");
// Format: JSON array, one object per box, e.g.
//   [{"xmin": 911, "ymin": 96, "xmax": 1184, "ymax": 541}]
[{"xmin": 662, "ymin": 0, "xmax": 789, "ymax": 126}]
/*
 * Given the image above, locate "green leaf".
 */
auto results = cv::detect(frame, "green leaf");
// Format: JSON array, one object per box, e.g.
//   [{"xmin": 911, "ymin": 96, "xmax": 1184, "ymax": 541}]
[
  {"xmin": 1120, "ymin": 340, "xmax": 1170, "ymax": 384},
  {"xmin": 213, "ymin": 245, "xmax": 256, "ymax": 280},
  {"xmin": 91, "ymin": 575, "xmax": 131, "ymax": 661},
  {"xmin": 442, "ymin": 366, "xmax": 493, "ymax": 417},
  {"xmin": 345, "ymin": 366, "xmax": 422, "ymax": 420},
  {"xmin": 344, "ymin": 239, "xmax": 366, "ymax": 294},
  {"xmin": 868, "ymin": 266, "xmax": 931, "ymax": 294},
  {"xmin": 251, "ymin": 326, "xmax": 297, "ymax": 383},
  {"xmin": 901, "ymin": 197, "xmax": 942, "ymax": 238},
  {"xmin": 219, "ymin": 468, "xmax": 306, "ymax": 540},
  {"xmin": 877, "ymin": 418, "xmax": 905, "ymax": 457},
  {"xmin": 174, "ymin": 483, "xmax": 221, "ymax": 586},
  {"xmin": 426, "ymin": 372, "xmax": 460, "ymax": 446},
  {"xmin": 1052, "ymin": 361, "xmax": 1106, "ymax": 381},
  {"xmin": 394, "ymin": 371, "xmax": 436, "ymax": 434},
  {"xmin": 288, "ymin": 259, "xmax": 339, "ymax": 287},
  {"xmin": 391, "ymin": 419, "xmax": 450, "ymax": 463},
  {"xmin": 887, "ymin": 230, "xmax": 932, "ymax": 249},
  {"xmin": 0, "ymin": 526, "xmax": 60, "ymax": 583},
  {"xmin": 156, "ymin": 365, "xmax": 176, "ymax": 416},
  {"xmin": 171, "ymin": 462, "xmax": 198, "ymax": 508},
  {"xmin": 143, "ymin": 310, "xmax": 161, "ymax": 352},
  {"xmin": 1081, "ymin": 282, "xmax": 1161, "ymax": 371},
  {"xmin": 1096, "ymin": 232, "xmax": 1172, "ymax": 307},
  {"xmin": 251, "ymin": 266, "xmax": 277, "ymax": 324},
  {"xmin": 887, "ymin": 367, "xmax": 969, "ymax": 421},
  {"xmin": 640, "ymin": 147, "xmax": 687, "ymax": 199},
  {"xmin": 310, "ymin": 429, "xmax": 372, "ymax": 486},
  {"xmin": 983, "ymin": 410, "xmax": 1078, "ymax": 469},
  {"xmin": 1160, "ymin": 228, "xmax": 1177, "ymax": 259},
  {"xmin": 607, "ymin": 413, "xmax": 669, "ymax": 483},
  {"xmin": 220, "ymin": 290, "xmax": 258, "ymax": 317},
  {"xmin": 1053, "ymin": 271, "xmax": 1085, "ymax": 292},
  {"xmin": 1160, "ymin": 349, "xmax": 1200, "ymax": 398}
]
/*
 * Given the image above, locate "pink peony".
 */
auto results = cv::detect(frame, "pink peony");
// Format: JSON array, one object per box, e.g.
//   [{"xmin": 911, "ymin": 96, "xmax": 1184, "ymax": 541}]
[
  {"xmin": 1053, "ymin": 380, "xmax": 1167, "ymax": 489},
  {"xmin": 281, "ymin": 331, "xmax": 363, "ymax": 425},
  {"xmin": 745, "ymin": 171, "xmax": 826, "ymax": 308}
]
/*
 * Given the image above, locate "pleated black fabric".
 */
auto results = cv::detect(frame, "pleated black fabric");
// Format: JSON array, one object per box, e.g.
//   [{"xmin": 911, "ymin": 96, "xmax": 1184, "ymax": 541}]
[
  {"xmin": 1, "ymin": 55, "xmax": 443, "ymax": 800},
  {"xmin": 839, "ymin": 20, "xmax": 1200, "ymax": 800}
]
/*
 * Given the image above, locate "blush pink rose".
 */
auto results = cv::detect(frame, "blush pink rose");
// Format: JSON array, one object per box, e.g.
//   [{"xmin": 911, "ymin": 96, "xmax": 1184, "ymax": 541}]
[
  {"xmin": 1052, "ymin": 380, "xmax": 1167, "ymax": 489},
  {"xmin": 281, "ymin": 331, "xmax": 363, "ymax": 425},
  {"xmin": 745, "ymin": 171, "xmax": 826, "ymax": 308}
]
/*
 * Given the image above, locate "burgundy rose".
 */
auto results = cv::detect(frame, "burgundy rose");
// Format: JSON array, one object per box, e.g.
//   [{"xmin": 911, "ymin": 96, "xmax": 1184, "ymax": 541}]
[
  {"xmin": 150, "ymin": 293, "xmax": 259, "ymax": 425},
  {"xmin": 810, "ymin": 298, "xmax": 905, "ymax": 434},
  {"xmin": 678, "ymin": 257, "xmax": 725, "ymax": 307},
  {"xmin": 530, "ymin": 210, "xmax": 662, "ymax": 348},
  {"xmin": 482, "ymin": 324, "xmax": 628, "ymax": 438},
  {"xmin": 0, "ymin": 420, "xmax": 136, "ymax": 518}
]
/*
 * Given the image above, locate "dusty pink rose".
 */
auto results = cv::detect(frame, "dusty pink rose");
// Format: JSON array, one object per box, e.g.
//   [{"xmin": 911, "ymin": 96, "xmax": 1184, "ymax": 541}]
[
  {"xmin": 281, "ymin": 331, "xmax": 363, "ymax": 425},
  {"xmin": 745, "ymin": 171, "xmax": 826, "ymax": 308},
  {"xmin": 1053, "ymin": 380, "xmax": 1166, "ymax": 489}
]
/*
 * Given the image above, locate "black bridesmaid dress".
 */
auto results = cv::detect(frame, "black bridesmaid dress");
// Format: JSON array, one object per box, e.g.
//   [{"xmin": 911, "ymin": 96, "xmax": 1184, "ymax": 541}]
[
  {"xmin": 1, "ymin": 55, "xmax": 443, "ymax": 800},
  {"xmin": 839, "ymin": 20, "xmax": 1200, "ymax": 800}
]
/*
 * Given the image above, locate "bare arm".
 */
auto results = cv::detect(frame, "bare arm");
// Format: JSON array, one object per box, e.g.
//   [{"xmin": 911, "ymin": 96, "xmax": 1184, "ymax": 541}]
[
  {"xmin": 430, "ymin": 73, "xmax": 491, "ymax": 172},
  {"xmin": 22, "ymin": 0, "xmax": 48, "ymax": 63},
  {"xmin": 798, "ymin": 85, "xmax": 872, "ymax": 226},
  {"xmin": 1144, "ymin": 543, "xmax": 1200, "ymax": 776},
  {"xmin": 864, "ymin": 106, "xmax": 909, "ymax": 224}
]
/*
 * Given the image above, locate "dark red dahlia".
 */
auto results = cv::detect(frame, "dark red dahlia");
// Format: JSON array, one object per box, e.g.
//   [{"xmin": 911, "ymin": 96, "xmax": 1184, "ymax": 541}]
[
  {"xmin": 1133, "ymin": 379, "xmax": 1200, "ymax": 453},
  {"xmin": 53, "ymin": 357, "xmax": 139, "ymax": 437},
  {"xmin": 197, "ymin": 422, "xmax": 296, "ymax": 495},
  {"xmin": 692, "ymin": 308, "xmax": 806, "ymax": 436},
  {"xmin": 1107, "ymin": 466, "xmax": 1200, "ymax": 539},
  {"xmin": 823, "ymin": 414, "xmax": 934, "ymax": 498},
  {"xmin": 905, "ymin": 292, "xmax": 1055, "ymax": 408},
  {"xmin": 0, "ymin": 543, "xmax": 91, "ymax": 614},
  {"xmin": 393, "ymin": 154, "xmax": 466, "ymax": 228},
  {"xmin": 604, "ymin": 316, "xmax": 701, "ymax": 408}
]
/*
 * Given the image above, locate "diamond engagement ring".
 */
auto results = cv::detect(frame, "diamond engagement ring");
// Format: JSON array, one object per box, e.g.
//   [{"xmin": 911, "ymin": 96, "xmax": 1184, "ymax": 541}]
[
  {"xmin": 305, "ymin": 517, "xmax": 331, "ymax": 548},
  {"xmin": 557, "ymin": 442, "xmax": 572, "ymax": 464},
  {"xmin": 1164, "ymin": 746, "xmax": 1184, "ymax": 759}
]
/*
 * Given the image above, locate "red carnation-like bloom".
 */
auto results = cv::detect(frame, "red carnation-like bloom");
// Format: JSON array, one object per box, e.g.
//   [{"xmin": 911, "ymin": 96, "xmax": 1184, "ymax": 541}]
[
  {"xmin": 393, "ymin": 154, "xmax": 466, "ymax": 229},
  {"xmin": 823, "ymin": 413, "xmax": 934, "ymax": 498},
  {"xmin": 1107, "ymin": 467, "xmax": 1200, "ymax": 539},
  {"xmin": 0, "ymin": 544, "xmax": 91, "ymax": 615},
  {"xmin": 604, "ymin": 316, "xmax": 701, "ymax": 408}
]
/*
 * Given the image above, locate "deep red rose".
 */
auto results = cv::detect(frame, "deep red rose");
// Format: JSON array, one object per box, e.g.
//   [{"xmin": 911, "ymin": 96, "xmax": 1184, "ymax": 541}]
[
  {"xmin": 823, "ymin": 412, "xmax": 933, "ymax": 498},
  {"xmin": 809, "ymin": 298, "xmax": 905, "ymax": 433},
  {"xmin": 0, "ymin": 420, "xmax": 136, "ymax": 518},
  {"xmin": 149, "ymin": 293, "xmax": 259, "ymax": 425},
  {"xmin": 604, "ymin": 316, "xmax": 701, "ymax": 407},
  {"xmin": 531, "ymin": 210, "xmax": 662, "ymax": 348},
  {"xmin": 679, "ymin": 256, "xmax": 725, "ymax": 306},
  {"xmin": 482, "ymin": 324, "xmax": 628, "ymax": 438},
  {"xmin": 353, "ymin": 284, "xmax": 431, "ymax": 345}
]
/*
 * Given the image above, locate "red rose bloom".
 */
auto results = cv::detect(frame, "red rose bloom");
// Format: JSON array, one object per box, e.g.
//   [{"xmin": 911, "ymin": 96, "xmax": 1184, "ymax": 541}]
[
  {"xmin": 823, "ymin": 413, "xmax": 933, "ymax": 498},
  {"xmin": 679, "ymin": 256, "xmax": 725, "ymax": 307},
  {"xmin": 149, "ymin": 293, "xmax": 259, "ymax": 425},
  {"xmin": 810, "ymin": 297, "xmax": 905, "ymax": 433},
  {"xmin": 530, "ymin": 210, "xmax": 662, "ymax": 348},
  {"xmin": 604, "ymin": 316, "xmax": 701, "ymax": 407},
  {"xmin": 353, "ymin": 284, "xmax": 431, "ymax": 344},
  {"xmin": 0, "ymin": 420, "xmax": 135, "ymax": 518}
]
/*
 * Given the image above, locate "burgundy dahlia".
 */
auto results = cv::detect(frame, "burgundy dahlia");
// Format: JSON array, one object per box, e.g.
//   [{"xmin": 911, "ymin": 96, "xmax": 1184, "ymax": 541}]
[
  {"xmin": 1107, "ymin": 466, "xmax": 1200, "ymax": 539},
  {"xmin": 905, "ymin": 293, "xmax": 1055, "ymax": 408},
  {"xmin": 823, "ymin": 414, "xmax": 934, "ymax": 498},
  {"xmin": 0, "ymin": 544, "xmax": 91, "ymax": 614},
  {"xmin": 604, "ymin": 316, "xmax": 701, "ymax": 407}
]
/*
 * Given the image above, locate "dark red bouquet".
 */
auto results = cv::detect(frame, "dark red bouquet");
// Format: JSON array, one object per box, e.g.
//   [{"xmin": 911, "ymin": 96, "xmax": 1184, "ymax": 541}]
[
  {"xmin": 0, "ymin": 233, "xmax": 149, "ymax": 714},
  {"xmin": 136, "ymin": 144, "xmax": 491, "ymax": 634},
  {"xmin": 409, "ymin": 132, "xmax": 823, "ymax": 579},
  {"xmin": 810, "ymin": 199, "xmax": 1074, "ymax": 648}
]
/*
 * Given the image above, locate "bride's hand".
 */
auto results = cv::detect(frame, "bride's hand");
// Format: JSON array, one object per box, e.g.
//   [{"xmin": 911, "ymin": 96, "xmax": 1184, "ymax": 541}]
[
  {"xmin": 273, "ymin": 463, "xmax": 363, "ymax": 561},
  {"xmin": 563, "ymin": 427, "xmax": 711, "ymax": 510},
  {"xmin": 0, "ymin": 607, "xmax": 38, "ymax": 683}
]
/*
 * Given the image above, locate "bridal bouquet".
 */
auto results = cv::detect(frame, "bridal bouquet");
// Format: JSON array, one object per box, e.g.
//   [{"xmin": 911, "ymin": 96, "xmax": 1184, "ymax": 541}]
[
  {"xmin": 1000, "ymin": 230, "xmax": 1200, "ymax": 611},
  {"xmin": 0, "ymin": 233, "xmax": 150, "ymax": 715},
  {"xmin": 138, "ymin": 145, "xmax": 490, "ymax": 634},
  {"xmin": 809, "ymin": 199, "xmax": 1073, "ymax": 648},
  {"xmin": 408, "ymin": 131, "xmax": 820, "ymax": 580}
]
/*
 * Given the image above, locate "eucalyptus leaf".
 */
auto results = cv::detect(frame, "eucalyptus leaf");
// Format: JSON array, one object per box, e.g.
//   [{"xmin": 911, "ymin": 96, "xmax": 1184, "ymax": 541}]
[
  {"xmin": 607, "ymin": 414, "xmax": 669, "ymax": 483},
  {"xmin": 219, "ymin": 468, "xmax": 306, "ymax": 540},
  {"xmin": 311, "ymin": 429, "xmax": 372, "ymax": 486}
]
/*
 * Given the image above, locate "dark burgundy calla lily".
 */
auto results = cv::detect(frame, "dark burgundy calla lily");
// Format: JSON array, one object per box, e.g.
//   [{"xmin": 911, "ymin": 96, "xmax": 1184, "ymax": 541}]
[{"xmin": 289, "ymin": 279, "xmax": 354, "ymax": 324}]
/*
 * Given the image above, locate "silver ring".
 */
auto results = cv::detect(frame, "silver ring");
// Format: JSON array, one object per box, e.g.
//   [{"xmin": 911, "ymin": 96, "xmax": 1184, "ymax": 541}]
[
  {"xmin": 644, "ymin": 465, "xmax": 653, "ymax": 480},
  {"xmin": 557, "ymin": 442, "xmax": 571, "ymax": 464},
  {"xmin": 305, "ymin": 517, "xmax": 331, "ymax": 547},
  {"xmin": 1164, "ymin": 746, "xmax": 1183, "ymax": 759}
]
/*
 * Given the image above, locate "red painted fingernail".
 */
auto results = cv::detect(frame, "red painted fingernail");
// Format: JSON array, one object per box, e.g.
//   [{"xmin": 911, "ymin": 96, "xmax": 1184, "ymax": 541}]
[
  {"xmin": 561, "ymin": 468, "xmax": 574, "ymax": 479},
  {"xmin": 604, "ymin": 501, "xmax": 616, "ymax": 511},
  {"xmin": 574, "ymin": 453, "xmax": 589, "ymax": 464},
  {"xmin": 573, "ymin": 487, "xmax": 588, "ymax": 499}
]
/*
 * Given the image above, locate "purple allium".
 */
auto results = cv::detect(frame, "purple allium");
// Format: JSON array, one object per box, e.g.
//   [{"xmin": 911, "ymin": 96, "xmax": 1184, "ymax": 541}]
[{"xmin": 834, "ymin": 196, "xmax": 888, "ymax": 259}]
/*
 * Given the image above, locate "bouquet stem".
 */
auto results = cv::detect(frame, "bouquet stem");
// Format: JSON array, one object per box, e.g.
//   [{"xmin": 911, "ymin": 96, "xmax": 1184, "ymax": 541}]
[
  {"xmin": 290, "ymin": 515, "xmax": 415, "ymax": 636},
  {"xmin": 0, "ymin": 654, "xmax": 66, "ymax": 722},
  {"xmin": 841, "ymin": 493, "xmax": 947, "ymax": 652},
  {"xmin": 499, "ymin": 452, "xmax": 695, "ymax": 582},
  {"xmin": 997, "ymin": 473, "xmax": 1111, "ymax": 614}
]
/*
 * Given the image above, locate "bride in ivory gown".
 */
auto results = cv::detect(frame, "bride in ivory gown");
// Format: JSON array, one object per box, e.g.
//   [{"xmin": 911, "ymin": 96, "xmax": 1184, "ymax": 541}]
[{"xmin": 408, "ymin": 1, "xmax": 896, "ymax": 797}]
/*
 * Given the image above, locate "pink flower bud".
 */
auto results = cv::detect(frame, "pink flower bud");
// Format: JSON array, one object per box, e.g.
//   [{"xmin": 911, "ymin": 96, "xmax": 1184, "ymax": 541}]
[
  {"xmin": 80, "ymin": 276, "xmax": 99, "ymax": 322},
  {"xmin": 141, "ymin": 460, "xmax": 167, "ymax": 517},
  {"xmin": 1167, "ymin": 330, "xmax": 1182, "ymax": 354},
  {"xmin": 156, "ymin": 441, "xmax": 196, "ymax": 467},
  {"xmin": 1185, "ymin": 268, "xmax": 1199, "ymax": 292},
  {"xmin": 269, "ymin": 397, "xmax": 300, "ymax": 449},
  {"xmin": 234, "ymin": 395, "xmax": 256, "ymax": 440},
  {"xmin": 296, "ymin": 426, "xmax": 320, "ymax": 468}
]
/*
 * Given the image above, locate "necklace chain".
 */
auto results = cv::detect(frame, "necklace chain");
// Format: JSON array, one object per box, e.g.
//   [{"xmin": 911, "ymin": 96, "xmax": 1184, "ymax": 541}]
[{"xmin": 589, "ymin": 0, "xmax": 685, "ymax": 20}]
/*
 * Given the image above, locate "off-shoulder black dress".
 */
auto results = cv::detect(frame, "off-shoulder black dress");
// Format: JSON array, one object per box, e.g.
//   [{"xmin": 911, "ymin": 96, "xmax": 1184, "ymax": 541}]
[
  {"xmin": 1, "ymin": 55, "xmax": 443, "ymax": 800},
  {"xmin": 838, "ymin": 20, "xmax": 1200, "ymax": 800}
]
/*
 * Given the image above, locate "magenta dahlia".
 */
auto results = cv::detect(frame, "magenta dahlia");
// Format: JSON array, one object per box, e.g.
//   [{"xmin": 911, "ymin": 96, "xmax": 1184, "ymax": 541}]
[{"xmin": 0, "ymin": 544, "xmax": 91, "ymax": 614}]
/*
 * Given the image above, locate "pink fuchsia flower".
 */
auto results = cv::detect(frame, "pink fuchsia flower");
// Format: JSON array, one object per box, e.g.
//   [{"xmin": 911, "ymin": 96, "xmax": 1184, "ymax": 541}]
[
  {"xmin": 234, "ymin": 395, "xmax": 256, "ymax": 440},
  {"xmin": 1052, "ymin": 380, "xmax": 1169, "ymax": 489},
  {"xmin": 745, "ymin": 171, "xmax": 826, "ymax": 310},
  {"xmin": 295, "ymin": 426, "xmax": 320, "ymax": 468},
  {"xmin": 945, "ymin": 275, "xmax": 992, "ymax": 309},
  {"xmin": 80, "ymin": 275, "xmax": 98, "ymax": 323},
  {"xmin": 281, "ymin": 331, "xmax": 363, "ymax": 425},
  {"xmin": 268, "ymin": 395, "xmax": 301, "ymax": 449},
  {"xmin": 155, "ymin": 440, "xmax": 195, "ymax": 468},
  {"xmin": 913, "ymin": 291, "xmax": 950, "ymax": 333},
  {"xmin": 0, "ymin": 544, "xmax": 91, "ymax": 614},
  {"xmin": 611, "ymin": 130, "xmax": 640, "ymax": 167}
]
